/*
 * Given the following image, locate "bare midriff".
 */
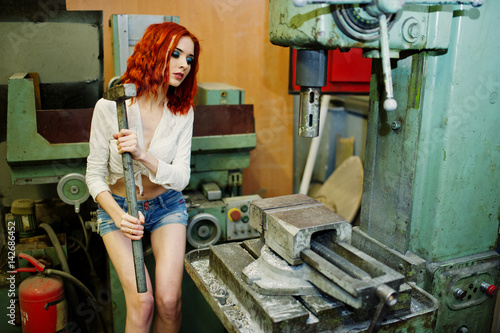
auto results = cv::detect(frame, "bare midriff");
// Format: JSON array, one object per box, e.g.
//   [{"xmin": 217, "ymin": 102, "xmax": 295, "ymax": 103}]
[{"xmin": 109, "ymin": 175, "xmax": 169, "ymax": 201}]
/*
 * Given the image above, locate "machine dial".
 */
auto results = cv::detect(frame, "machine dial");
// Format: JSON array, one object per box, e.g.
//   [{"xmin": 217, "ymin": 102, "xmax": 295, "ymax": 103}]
[
  {"xmin": 57, "ymin": 173, "xmax": 90, "ymax": 213},
  {"xmin": 332, "ymin": 5, "xmax": 397, "ymax": 42},
  {"xmin": 332, "ymin": 5, "xmax": 398, "ymax": 111},
  {"xmin": 187, "ymin": 213, "xmax": 222, "ymax": 248},
  {"xmin": 345, "ymin": 6, "xmax": 381, "ymax": 31}
]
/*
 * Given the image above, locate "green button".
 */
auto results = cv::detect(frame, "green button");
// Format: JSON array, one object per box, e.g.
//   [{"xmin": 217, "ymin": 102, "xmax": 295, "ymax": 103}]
[
  {"xmin": 241, "ymin": 205, "xmax": 248, "ymax": 212},
  {"xmin": 242, "ymin": 216, "xmax": 249, "ymax": 223}
]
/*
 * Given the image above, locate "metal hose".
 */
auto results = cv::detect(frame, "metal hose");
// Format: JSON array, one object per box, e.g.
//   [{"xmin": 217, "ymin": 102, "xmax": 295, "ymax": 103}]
[{"xmin": 39, "ymin": 223, "xmax": 70, "ymax": 274}]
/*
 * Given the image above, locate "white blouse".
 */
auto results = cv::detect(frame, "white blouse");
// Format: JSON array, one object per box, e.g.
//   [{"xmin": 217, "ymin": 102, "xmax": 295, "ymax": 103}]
[{"xmin": 85, "ymin": 98, "xmax": 194, "ymax": 201}]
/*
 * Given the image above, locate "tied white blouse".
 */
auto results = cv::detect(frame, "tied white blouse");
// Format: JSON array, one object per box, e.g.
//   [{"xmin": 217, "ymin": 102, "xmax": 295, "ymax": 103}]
[{"xmin": 85, "ymin": 98, "xmax": 194, "ymax": 201}]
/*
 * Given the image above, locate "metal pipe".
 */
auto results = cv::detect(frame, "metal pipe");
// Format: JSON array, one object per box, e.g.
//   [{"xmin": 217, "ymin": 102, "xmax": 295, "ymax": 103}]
[
  {"xmin": 367, "ymin": 284, "xmax": 398, "ymax": 333},
  {"xmin": 299, "ymin": 95, "xmax": 331, "ymax": 194},
  {"xmin": 375, "ymin": 284, "xmax": 398, "ymax": 306},
  {"xmin": 116, "ymin": 98, "xmax": 148, "ymax": 294}
]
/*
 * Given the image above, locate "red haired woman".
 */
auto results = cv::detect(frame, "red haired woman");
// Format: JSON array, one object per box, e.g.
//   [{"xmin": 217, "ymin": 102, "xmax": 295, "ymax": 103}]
[{"xmin": 86, "ymin": 22, "xmax": 200, "ymax": 332}]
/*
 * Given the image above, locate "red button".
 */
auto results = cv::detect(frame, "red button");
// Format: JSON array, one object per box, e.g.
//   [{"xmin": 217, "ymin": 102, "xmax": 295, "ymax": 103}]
[
  {"xmin": 230, "ymin": 209, "xmax": 241, "ymax": 221},
  {"xmin": 481, "ymin": 282, "xmax": 498, "ymax": 296},
  {"xmin": 144, "ymin": 202, "xmax": 149, "ymax": 210},
  {"xmin": 486, "ymin": 285, "xmax": 498, "ymax": 296}
]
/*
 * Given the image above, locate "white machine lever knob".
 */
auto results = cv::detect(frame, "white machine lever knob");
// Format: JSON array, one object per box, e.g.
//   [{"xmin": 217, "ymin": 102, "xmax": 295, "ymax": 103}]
[{"xmin": 378, "ymin": 14, "xmax": 397, "ymax": 111}]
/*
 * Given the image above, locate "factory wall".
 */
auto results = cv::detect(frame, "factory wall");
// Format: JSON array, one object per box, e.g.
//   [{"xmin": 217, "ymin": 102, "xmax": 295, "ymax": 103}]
[{"xmin": 66, "ymin": 0, "xmax": 294, "ymax": 199}]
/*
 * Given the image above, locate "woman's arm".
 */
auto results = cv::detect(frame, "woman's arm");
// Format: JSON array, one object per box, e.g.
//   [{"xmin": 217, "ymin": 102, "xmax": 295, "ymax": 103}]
[
  {"xmin": 86, "ymin": 99, "xmax": 144, "ymax": 239},
  {"xmin": 86, "ymin": 99, "xmax": 114, "ymax": 201}
]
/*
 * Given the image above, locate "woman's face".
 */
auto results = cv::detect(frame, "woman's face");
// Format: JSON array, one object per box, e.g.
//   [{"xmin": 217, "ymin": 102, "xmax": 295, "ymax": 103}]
[{"xmin": 168, "ymin": 36, "xmax": 195, "ymax": 87}]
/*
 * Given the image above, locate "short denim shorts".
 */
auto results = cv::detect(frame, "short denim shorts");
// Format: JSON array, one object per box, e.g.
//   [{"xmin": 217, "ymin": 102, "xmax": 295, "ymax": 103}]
[{"xmin": 97, "ymin": 190, "xmax": 188, "ymax": 236}]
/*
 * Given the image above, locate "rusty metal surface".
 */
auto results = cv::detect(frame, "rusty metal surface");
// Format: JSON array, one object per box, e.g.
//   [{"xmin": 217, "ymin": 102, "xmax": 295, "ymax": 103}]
[
  {"xmin": 249, "ymin": 194, "xmax": 314, "ymax": 234},
  {"xmin": 186, "ymin": 197, "xmax": 436, "ymax": 331},
  {"xmin": 36, "ymin": 108, "xmax": 93, "ymax": 143},
  {"xmin": 185, "ymin": 248, "xmax": 258, "ymax": 333},
  {"xmin": 242, "ymin": 245, "xmax": 319, "ymax": 297},
  {"xmin": 193, "ymin": 104, "xmax": 255, "ymax": 137},
  {"xmin": 351, "ymin": 227, "xmax": 427, "ymax": 287},
  {"xmin": 34, "ymin": 104, "xmax": 255, "ymax": 144}
]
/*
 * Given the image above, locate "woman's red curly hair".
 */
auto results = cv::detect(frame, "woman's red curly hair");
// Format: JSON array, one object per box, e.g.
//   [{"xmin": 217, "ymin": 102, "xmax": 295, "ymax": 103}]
[{"xmin": 121, "ymin": 22, "xmax": 200, "ymax": 115}]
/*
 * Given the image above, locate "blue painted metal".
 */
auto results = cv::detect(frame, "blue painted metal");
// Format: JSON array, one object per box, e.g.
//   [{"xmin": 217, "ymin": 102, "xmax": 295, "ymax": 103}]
[
  {"xmin": 270, "ymin": 0, "xmax": 499, "ymax": 331},
  {"xmin": 361, "ymin": 1, "xmax": 500, "ymax": 263},
  {"xmin": 359, "ymin": 1, "xmax": 500, "ymax": 331},
  {"xmin": 409, "ymin": 3, "xmax": 500, "ymax": 262}
]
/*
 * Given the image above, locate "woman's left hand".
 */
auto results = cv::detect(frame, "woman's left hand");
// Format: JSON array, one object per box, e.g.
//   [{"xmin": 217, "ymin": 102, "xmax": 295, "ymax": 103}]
[{"xmin": 113, "ymin": 129, "xmax": 145, "ymax": 160}]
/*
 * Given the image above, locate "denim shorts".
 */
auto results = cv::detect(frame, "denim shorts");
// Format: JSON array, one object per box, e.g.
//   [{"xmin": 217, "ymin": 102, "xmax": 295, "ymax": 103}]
[{"xmin": 97, "ymin": 190, "xmax": 188, "ymax": 236}]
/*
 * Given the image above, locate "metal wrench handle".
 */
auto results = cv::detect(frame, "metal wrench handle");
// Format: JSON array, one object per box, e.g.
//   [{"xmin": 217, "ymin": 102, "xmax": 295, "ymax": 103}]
[
  {"xmin": 116, "ymin": 99, "xmax": 147, "ymax": 293},
  {"xmin": 105, "ymin": 83, "xmax": 148, "ymax": 294},
  {"xmin": 367, "ymin": 284, "xmax": 398, "ymax": 332}
]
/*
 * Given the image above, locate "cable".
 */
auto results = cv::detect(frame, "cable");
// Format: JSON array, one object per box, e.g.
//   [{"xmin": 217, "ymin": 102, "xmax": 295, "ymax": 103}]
[
  {"xmin": 45, "ymin": 269, "xmax": 109, "ymax": 333},
  {"xmin": 39, "ymin": 223, "xmax": 70, "ymax": 274},
  {"xmin": 68, "ymin": 236, "xmax": 96, "ymax": 277},
  {"xmin": 39, "ymin": 223, "xmax": 85, "ymax": 329},
  {"xmin": 77, "ymin": 213, "xmax": 89, "ymax": 250}
]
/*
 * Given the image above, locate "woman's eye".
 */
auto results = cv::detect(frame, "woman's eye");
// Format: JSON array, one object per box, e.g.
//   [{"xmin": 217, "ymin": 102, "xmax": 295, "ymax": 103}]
[
  {"xmin": 187, "ymin": 57, "xmax": 194, "ymax": 65},
  {"xmin": 172, "ymin": 51, "xmax": 180, "ymax": 58}
]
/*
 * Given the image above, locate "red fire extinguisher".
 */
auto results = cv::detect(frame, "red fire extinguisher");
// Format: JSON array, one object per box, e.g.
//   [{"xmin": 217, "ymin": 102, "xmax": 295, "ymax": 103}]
[{"xmin": 13, "ymin": 253, "xmax": 67, "ymax": 333}]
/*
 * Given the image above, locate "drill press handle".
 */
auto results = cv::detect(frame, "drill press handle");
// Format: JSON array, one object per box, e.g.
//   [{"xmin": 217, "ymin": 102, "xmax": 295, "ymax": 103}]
[{"xmin": 378, "ymin": 13, "xmax": 397, "ymax": 111}]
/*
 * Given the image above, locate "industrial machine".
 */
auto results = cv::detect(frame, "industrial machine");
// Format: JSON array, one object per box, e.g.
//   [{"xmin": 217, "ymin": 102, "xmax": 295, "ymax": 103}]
[
  {"xmin": 186, "ymin": 194, "xmax": 438, "ymax": 332},
  {"xmin": 1, "ymin": 3, "xmax": 105, "ymax": 332},
  {"xmin": 185, "ymin": 97, "xmax": 260, "ymax": 249},
  {"xmin": 186, "ymin": 0, "xmax": 500, "ymax": 332},
  {"xmin": 1, "ymin": 5, "xmax": 261, "ymax": 332}
]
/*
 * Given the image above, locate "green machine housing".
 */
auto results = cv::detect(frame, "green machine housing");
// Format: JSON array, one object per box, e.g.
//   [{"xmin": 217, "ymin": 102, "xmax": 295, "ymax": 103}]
[
  {"xmin": 197, "ymin": 82, "xmax": 245, "ymax": 105},
  {"xmin": 269, "ymin": 1, "xmax": 500, "ymax": 332},
  {"xmin": 6, "ymin": 77, "xmax": 255, "ymax": 189}
]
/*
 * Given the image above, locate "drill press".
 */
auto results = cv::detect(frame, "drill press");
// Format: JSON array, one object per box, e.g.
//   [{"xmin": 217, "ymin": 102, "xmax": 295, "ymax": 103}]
[{"xmin": 186, "ymin": 1, "xmax": 500, "ymax": 332}]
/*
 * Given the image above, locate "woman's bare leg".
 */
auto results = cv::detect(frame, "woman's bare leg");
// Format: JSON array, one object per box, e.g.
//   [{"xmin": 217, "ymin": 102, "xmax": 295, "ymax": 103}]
[
  {"xmin": 103, "ymin": 230, "xmax": 155, "ymax": 333},
  {"xmin": 151, "ymin": 223, "xmax": 186, "ymax": 333}
]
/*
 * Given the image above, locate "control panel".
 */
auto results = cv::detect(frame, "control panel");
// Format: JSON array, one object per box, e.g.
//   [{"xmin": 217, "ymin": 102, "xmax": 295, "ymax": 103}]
[
  {"xmin": 449, "ymin": 273, "xmax": 498, "ymax": 310},
  {"xmin": 223, "ymin": 195, "xmax": 261, "ymax": 241}
]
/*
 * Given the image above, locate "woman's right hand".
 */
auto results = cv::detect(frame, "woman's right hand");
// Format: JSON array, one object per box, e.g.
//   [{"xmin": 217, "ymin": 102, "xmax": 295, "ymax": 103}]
[
  {"xmin": 113, "ymin": 129, "xmax": 145, "ymax": 161},
  {"xmin": 116, "ymin": 211, "xmax": 145, "ymax": 240}
]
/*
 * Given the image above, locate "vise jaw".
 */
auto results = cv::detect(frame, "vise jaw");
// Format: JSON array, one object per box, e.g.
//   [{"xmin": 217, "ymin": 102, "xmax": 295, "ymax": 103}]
[
  {"xmin": 248, "ymin": 194, "xmax": 404, "ymax": 310},
  {"xmin": 249, "ymin": 194, "xmax": 351, "ymax": 266}
]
